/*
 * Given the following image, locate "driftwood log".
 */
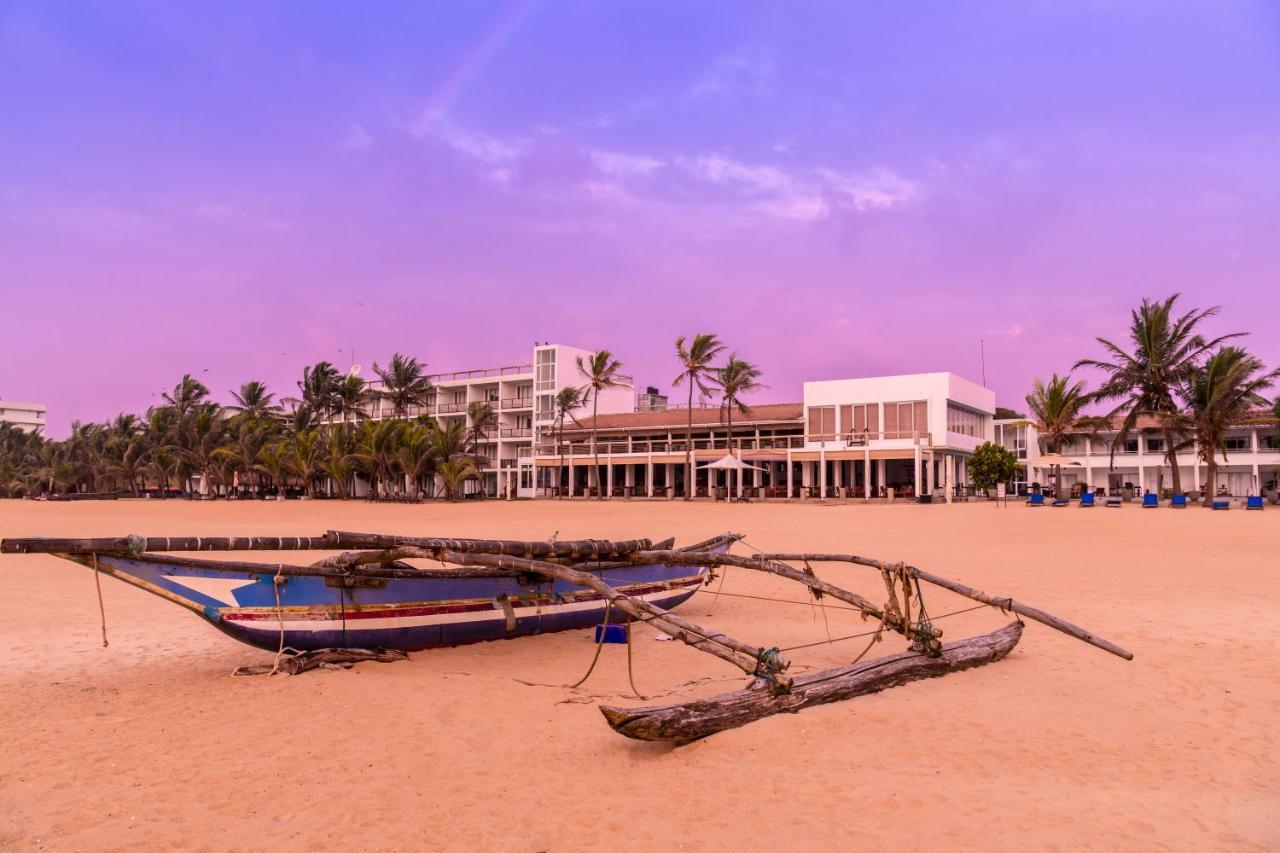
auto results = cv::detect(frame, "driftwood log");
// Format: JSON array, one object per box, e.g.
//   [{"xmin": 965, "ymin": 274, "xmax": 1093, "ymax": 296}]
[
  {"xmin": 231, "ymin": 648, "xmax": 408, "ymax": 677},
  {"xmin": 600, "ymin": 622, "xmax": 1023, "ymax": 742}
]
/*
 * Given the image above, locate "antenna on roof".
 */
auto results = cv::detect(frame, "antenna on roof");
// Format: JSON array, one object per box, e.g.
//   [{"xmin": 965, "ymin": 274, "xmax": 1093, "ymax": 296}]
[{"xmin": 979, "ymin": 339, "xmax": 987, "ymax": 387}]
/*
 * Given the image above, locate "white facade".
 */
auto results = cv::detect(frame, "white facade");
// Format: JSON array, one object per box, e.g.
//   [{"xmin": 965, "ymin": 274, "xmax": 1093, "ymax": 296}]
[
  {"xmin": 801, "ymin": 372, "xmax": 995, "ymax": 500},
  {"xmin": 0, "ymin": 400, "xmax": 47, "ymax": 434},
  {"xmin": 361, "ymin": 343, "xmax": 634, "ymax": 498},
  {"xmin": 995, "ymin": 418, "xmax": 1280, "ymax": 499}
]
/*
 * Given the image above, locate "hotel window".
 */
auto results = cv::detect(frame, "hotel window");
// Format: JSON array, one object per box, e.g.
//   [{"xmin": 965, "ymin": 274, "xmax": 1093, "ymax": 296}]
[
  {"xmin": 535, "ymin": 349, "xmax": 556, "ymax": 392},
  {"xmin": 1122, "ymin": 439, "xmax": 1139, "ymax": 453},
  {"xmin": 842, "ymin": 403, "xmax": 879, "ymax": 440},
  {"xmin": 535, "ymin": 393, "xmax": 555, "ymax": 421},
  {"xmin": 1223, "ymin": 436, "xmax": 1249, "ymax": 451},
  {"xmin": 485, "ymin": 388, "xmax": 499, "ymax": 402},
  {"xmin": 946, "ymin": 405, "xmax": 979, "ymax": 438},
  {"xmin": 1146, "ymin": 437, "xmax": 1164, "ymax": 452},
  {"xmin": 808, "ymin": 406, "xmax": 835, "ymax": 441},
  {"xmin": 885, "ymin": 401, "xmax": 928, "ymax": 438}
]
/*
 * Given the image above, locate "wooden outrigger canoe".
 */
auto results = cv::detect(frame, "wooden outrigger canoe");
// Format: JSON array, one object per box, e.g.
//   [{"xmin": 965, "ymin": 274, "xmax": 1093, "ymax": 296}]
[
  {"xmin": 0, "ymin": 532, "xmax": 736, "ymax": 652},
  {"xmin": 0, "ymin": 532, "xmax": 1131, "ymax": 741}
]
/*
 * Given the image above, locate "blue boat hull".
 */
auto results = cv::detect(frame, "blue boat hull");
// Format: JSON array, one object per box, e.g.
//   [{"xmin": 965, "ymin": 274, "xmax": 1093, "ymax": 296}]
[{"xmin": 79, "ymin": 540, "xmax": 725, "ymax": 652}]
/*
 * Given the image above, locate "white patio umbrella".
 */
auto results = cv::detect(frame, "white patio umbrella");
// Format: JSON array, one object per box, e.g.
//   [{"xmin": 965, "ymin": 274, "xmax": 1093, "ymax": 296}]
[
  {"xmin": 1031, "ymin": 454, "xmax": 1081, "ymax": 495},
  {"xmin": 698, "ymin": 454, "xmax": 765, "ymax": 499}
]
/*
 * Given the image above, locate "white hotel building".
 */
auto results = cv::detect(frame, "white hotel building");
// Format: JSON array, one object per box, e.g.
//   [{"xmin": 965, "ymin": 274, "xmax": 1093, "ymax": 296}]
[
  {"xmin": 541, "ymin": 372, "xmax": 995, "ymax": 500},
  {"xmin": 994, "ymin": 415, "xmax": 1280, "ymax": 499},
  {"xmin": 0, "ymin": 400, "xmax": 48, "ymax": 434},
  {"xmin": 359, "ymin": 343, "xmax": 634, "ymax": 498}
]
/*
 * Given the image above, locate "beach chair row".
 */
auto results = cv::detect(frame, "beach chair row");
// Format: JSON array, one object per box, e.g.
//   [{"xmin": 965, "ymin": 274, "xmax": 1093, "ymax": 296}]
[{"xmin": 1026, "ymin": 493, "xmax": 1266, "ymax": 510}]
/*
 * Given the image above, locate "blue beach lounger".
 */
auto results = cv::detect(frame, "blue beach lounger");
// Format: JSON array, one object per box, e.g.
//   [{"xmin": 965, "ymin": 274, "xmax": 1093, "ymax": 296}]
[
  {"xmin": 1079, "ymin": 492, "xmax": 1095, "ymax": 507},
  {"xmin": 1105, "ymin": 496, "xmax": 1123, "ymax": 507},
  {"xmin": 1052, "ymin": 497, "xmax": 1070, "ymax": 507},
  {"xmin": 1246, "ymin": 495, "xmax": 1264, "ymax": 510},
  {"xmin": 1171, "ymin": 494, "xmax": 1188, "ymax": 508},
  {"xmin": 1027, "ymin": 493, "xmax": 1045, "ymax": 507},
  {"xmin": 1142, "ymin": 493, "xmax": 1159, "ymax": 508},
  {"xmin": 1212, "ymin": 500, "xmax": 1230, "ymax": 511}
]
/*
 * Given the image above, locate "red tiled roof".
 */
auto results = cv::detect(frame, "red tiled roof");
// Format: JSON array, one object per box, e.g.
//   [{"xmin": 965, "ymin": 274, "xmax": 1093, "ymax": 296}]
[{"xmin": 564, "ymin": 402, "xmax": 804, "ymax": 432}]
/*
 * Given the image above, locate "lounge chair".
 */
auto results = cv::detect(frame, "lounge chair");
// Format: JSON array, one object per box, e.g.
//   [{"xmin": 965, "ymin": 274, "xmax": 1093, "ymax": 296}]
[
  {"xmin": 1142, "ymin": 494, "xmax": 1159, "ymax": 508},
  {"xmin": 1027, "ymin": 493, "xmax": 1045, "ymax": 507},
  {"xmin": 1212, "ymin": 500, "xmax": 1230, "ymax": 511},
  {"xmin": 1052, "ymin": 497, "xmax": 1069, "ymax": 507},
  {"xmin": 1079, "ymin": 492, "xmax": 1096, "ymax": 507},
  {"xmin": 1105, "ymin": 496, "xmax": 1123, "ymax": 508},
  {"xmin": 1171, "ymin": 494, "xmax": 1188, "ymax": 508},
  {"xmin": 1246, "ymin": 495, "xmax": 1264, "ymax": 510}
]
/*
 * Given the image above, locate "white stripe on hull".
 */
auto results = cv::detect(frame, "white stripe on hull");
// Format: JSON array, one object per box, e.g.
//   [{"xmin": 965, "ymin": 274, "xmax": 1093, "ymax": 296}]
[{"xmin": 223, "ymin": 585, "xmax": 699, "ymax": 634}]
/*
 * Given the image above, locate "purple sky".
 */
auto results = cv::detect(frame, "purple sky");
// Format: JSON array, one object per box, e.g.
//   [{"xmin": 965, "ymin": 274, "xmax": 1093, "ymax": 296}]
[{"xmin": 3, "ymin": 2, "xmax": 1278, "ymax": 436}]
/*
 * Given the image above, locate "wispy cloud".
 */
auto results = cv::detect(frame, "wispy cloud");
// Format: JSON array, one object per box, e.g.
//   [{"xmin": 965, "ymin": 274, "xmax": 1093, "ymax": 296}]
[
  {"xmin": 688, "ymin": 49, "xmax": 776, "ymax": 100},
  {"xmin": 341, "ymin": 123, "xmax": 374, "ymax": 151}
]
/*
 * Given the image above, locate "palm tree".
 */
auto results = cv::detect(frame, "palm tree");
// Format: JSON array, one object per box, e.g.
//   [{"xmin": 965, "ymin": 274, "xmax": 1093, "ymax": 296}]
[
  {"xmin": 373, "ymin": 353, "xmax": 433, "ymax": 418},
  {"xmin": 466, "ymin": 401, "xmax": 497, "ymax": 458},
  {"xmin": 577, "ymin": 350, "xmax": 625, "ymax": 499},
  {"xmin": 333, "ymin": 374, "xmax": 371, "ymax": 423},
  {"xmin": 673, "ymin": 334, "xmax": 725, "ymax": 500},
  {"xmin": 286, "ymin": 429, "xmax": 324, "ymax": 498},
  {"xmin": 552, "ymin": 385, "xmax": 585, "ymax": 497},
  {"xmin": 318, "ymin": 423, "xmax": 359, "ymax": 498},
  {"xmin": 1025, "ymin": 374, "xmax": 1097, "ymax": 497},
  {"xmin": 396, "ymin": 423, "xmax": 440, "ymax": 498},
  {"xmin": 1075, "ymin": 294, "xmax": 1244, "ymax": 495},
  {"xmin": 437, "ymin": 458, "xmax": 478, "ymax": 501},
  {"xmin": 228, "ymin": 381, "xmax": 280, "ymax": 421},
  {"xmin": 296, "ymin": 362, "xmax": 340, "ymax": 420},
  {"xmin": 175, "ymin": 405, "xmax": 224, "ymax": 497},
  {"xmin": 1173, "ymin": 348, "xmax": 1278, "ymax": 505},
  {"xmin": 353, "ymin": 419, "xmax": 405, "ymax": 498},
  {"xmin": 162, "ymin": 374, "xmax": 210, "ymax": 417},
  {"xmin": 254, "ymin": 442, "xmax": 295, "ymax": 499},
  {"xmin": 712, "ymin": 355, "xmax": 763, "ymax": 498}
]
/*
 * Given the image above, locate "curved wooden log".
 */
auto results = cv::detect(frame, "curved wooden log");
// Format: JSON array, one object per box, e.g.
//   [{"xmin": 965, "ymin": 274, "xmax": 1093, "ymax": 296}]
[
  {"xmin": 600, "ymin": 622, "xmax": 1023, "ymax": 742},
  {"xmin": 325, "ymin": 532, "xmax": 654, "ymax": 559},
  {"xmin": 0, "ymin": 535, "xmax": 332, "ymax": 555},
  {"xmin": 760, "ymin": 553, "xmax": 1133, "ymax": 661}
]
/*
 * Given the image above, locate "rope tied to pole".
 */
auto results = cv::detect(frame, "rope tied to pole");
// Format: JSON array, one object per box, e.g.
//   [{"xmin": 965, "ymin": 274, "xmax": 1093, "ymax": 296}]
[
  {"xmin": 569, "ymin": 598, "xmax": 614, "ymax": 689},
  {"xmin": 267, "ymin": 564, "xmax": 288, "ymax": 676}
]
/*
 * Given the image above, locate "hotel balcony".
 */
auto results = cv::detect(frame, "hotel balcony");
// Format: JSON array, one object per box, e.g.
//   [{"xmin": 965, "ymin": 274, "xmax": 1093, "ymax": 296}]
[
  {"xmin": 537, "ymin": 436, "xmax": 806, "ymax": 457},
  {"xmin": 500, "ymin": 427, "xmax": 533, "ymax": 438},
  {"xmin": 437, "ymin": 402, "xmax": 468, "ymax": 414},
  {"xmin": 501, "ymin": 397, "xmax": 533, "ymax": 409}
]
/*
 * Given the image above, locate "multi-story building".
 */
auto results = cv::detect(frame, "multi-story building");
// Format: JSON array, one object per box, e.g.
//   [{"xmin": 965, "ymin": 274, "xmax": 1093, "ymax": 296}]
[
  {"xmin": 538, "ymin": 372, "xmax": 995, "ymax": 500},
  {"xmin": 0, "ymin": 400, "xmax": 47, "ymax": 434},
  {"xmin": 359, "ymin": 343, "xmax": 634, "ymax": 498},
  {"xmin": 994, "ymin": 414, "xmax": 1280, "ymax": 498}
]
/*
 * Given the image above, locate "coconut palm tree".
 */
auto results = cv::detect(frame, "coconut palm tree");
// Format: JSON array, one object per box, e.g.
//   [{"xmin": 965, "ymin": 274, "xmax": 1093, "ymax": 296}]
[
  {"xmin": 396, "ymin": 423, "xmax": 440, "ymax": 498},
  {"xmin": 373, "ymin": 353, "xmax": 433, "ymax": 418},
  {"xmin": 673, "ymin": 333, "xmax": 725, "ymax": 500},
  {"xmin": 175, "ymin": 405, "xmax": 225, "ymax": 497},
  {"xmin": 1075, "ymin": 294, "xmax": 1244, "ymax": 495},
  {"xmin": 333, "ymin": 374, "xmax": 371, "ymax": 424},
  {"xmin": 712, "ymin": 355, "xmax": 763, "ymax": 498},
  {"xmin": 466, "ymin": 401, "xmax": 497, "ymax": 457},
  {"xmin": 228, "ymin": 380, "xmax": 280, "ymax": 421},
  {"xmin": 552, "ymin": 385, "xmax": 585, "ymax": 497},
  {"xmin": 353, "ymin": 419, "xmax": 405, "ymax": 498},
  {"xmin": 254, "ymin": 442, "xmax": 295, "ymax": 499},
  {"xmin": 286, "ymin": 428, "xmax": 324, "ymax": 498},
  {"xmin": 1024, "ymin": 373, "xmax": 1100, "ymax": 497},
  {"xmin": 295, "ymin": 362, "xmax": 341, "ymax": 420},
  {"xmin": 162, "ymin": 374, "xmax": 210, "ymax": 417},
  {"xmin": 437, "ymin": 458, "xmax": 478, "ymax": 501},
  {"xmin": 577, "ymin": 350, "xmax": 625, "ymax": 499},
  {"xmin": 318, "ymin": 423, "xmax": 359, "ymax": 498},
  {"xmin": 1173, "ymin": 347, "xmax": 1278, "ymax": 505}
]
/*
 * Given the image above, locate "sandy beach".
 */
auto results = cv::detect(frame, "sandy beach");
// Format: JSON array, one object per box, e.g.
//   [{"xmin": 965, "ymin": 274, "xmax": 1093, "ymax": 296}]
[{"xmin": 1, "ymin": 497, "xmax": 1276, "ymax": 851}]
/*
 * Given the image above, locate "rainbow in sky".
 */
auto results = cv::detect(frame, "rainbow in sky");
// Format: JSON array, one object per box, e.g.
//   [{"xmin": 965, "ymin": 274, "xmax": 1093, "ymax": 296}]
[{"xmin": 424, "ymin": 0, "xmax": 543, "ymax": 118}]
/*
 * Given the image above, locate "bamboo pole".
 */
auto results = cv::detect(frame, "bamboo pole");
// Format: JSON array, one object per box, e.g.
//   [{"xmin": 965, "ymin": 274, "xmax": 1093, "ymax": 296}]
[
  {"xmin": 432, "ymin": 549, "xmax": 793, "ymax": 690},
  {"xmin": 759, "ymin": 552, "xmax": 1133, "ymax": 661},
  {"xmin": 0, "ymin": 535, "xmax": 332, "ymax": 555}
]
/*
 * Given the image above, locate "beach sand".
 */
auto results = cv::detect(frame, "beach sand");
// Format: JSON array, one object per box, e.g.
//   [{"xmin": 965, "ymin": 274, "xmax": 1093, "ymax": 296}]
[{"xmin": 0, "ymin": 498, "xmax": 1276, "ymax": 851}]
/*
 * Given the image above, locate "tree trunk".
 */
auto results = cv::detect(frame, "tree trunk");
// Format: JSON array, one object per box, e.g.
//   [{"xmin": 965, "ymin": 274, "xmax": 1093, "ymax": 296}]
[
  {"xmin": 599, "ymin": 622, "xmax": 1023, "ymax": 742},
  {"xmin": 685, "ymin": 380, "xmax": 694, "ymax": 500},
  {"xmin": 1203, "ymin": 458, "xmax": 1217, "ymax": 507},
  {"xmin": 1162, "ymin": 427, "xmax": 1183, "ymax": 494},
  {"xmin": 592, "ymin": 392, "xmax": 601, "ymax": 499}
]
